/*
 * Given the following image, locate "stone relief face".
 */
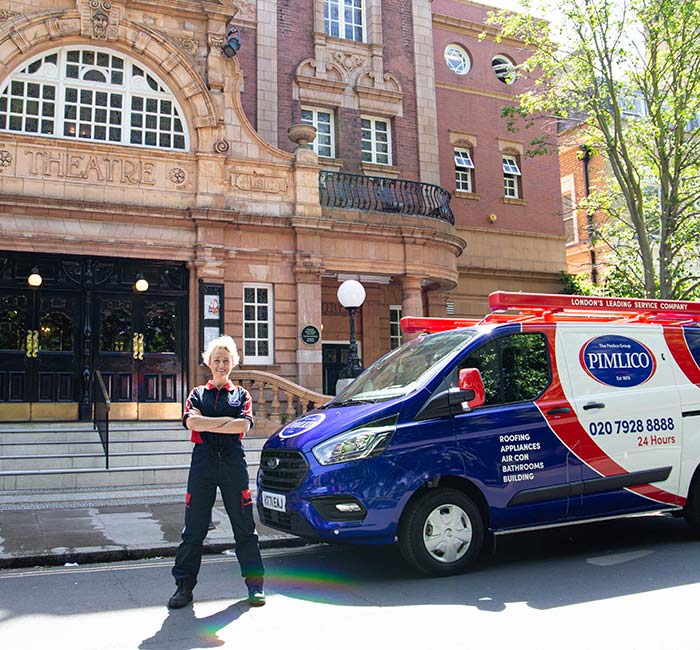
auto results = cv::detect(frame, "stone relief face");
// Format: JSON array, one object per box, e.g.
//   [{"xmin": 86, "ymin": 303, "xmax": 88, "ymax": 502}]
[{"xmin": 92, "ymin": 10, "xmax": 109, "ymax": 39}]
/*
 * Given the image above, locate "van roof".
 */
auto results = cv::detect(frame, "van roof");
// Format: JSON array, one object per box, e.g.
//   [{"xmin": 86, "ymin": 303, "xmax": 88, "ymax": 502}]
[{"xmin": 401, "ymin": 292, "xmax": 700, "ymax": 334}]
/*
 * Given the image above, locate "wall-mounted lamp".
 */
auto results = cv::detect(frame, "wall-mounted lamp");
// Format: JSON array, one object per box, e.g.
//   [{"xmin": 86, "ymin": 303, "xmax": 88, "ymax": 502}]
[
  {"xmin": 221, "ymin": 25, "xmax": 241, "ymax": 58},
  {"xmin": 28, "ymin": 267, "xmax": 42, "ymax": 287},
  {"xmin": 134, "ymin": 273, "xmax": 149, "ymax": 292}
]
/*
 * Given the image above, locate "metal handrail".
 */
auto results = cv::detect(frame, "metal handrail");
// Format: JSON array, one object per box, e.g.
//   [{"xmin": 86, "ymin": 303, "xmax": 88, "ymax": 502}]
[
  {"xmin": 93, "ymin": 370, "xmax": 111, "ymax": 469},
  {"xmin": 319, "ymin": 170, "xmax": 454, "ymax": 224}
]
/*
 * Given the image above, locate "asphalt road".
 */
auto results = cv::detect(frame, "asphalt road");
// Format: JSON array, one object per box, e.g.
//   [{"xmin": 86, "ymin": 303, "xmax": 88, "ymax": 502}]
[{"xmin": 1, "ymin": 512, "xmax": 700, "ymax": 650}]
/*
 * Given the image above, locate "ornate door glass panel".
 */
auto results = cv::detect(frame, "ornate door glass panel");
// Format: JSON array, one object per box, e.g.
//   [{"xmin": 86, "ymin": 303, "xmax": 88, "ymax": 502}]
[
  {"xmin": 0, "ymin": 294, "xmax": 27, "ymax": 350},
  {"xmin": 144, "ymin": 299, "xmax": 176, "ymax": 353},
  {"xmin": 39, "ymin": 296, "xmax": 74, "ymax": 351},
  {"xmin": 99, "ymin": 298, "xmax": 132, "ymax": 352}
]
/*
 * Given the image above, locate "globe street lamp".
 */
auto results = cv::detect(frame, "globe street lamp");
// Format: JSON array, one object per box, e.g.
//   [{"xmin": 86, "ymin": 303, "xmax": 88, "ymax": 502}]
[{"xmin": 337, "ymin": 280, "xmax": 366, "ymax": 382}]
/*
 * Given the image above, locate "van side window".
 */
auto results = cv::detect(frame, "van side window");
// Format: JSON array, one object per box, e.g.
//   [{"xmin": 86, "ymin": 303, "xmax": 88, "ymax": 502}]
[{"xmin": 460, "ymin": 333, "xmax": 550, "ymax": 406}]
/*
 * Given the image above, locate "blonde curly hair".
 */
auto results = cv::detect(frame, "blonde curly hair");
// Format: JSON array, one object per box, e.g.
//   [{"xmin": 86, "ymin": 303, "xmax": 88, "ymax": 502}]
[{"xmin": 202, "ymin": 335, "xmax": 240, "ymax": 368}]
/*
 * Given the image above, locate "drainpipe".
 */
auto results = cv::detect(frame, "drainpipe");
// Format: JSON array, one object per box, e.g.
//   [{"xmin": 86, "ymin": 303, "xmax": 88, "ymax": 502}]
[{"xmin": 580, "ymin": 145, "xmax": 598, "ymax": 285}]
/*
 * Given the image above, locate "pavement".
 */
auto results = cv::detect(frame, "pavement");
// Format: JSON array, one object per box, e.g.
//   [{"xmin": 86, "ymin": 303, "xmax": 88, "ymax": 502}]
[{"xmin": 0, "ymin": 486, "xmax": 305, "ymax": 569}]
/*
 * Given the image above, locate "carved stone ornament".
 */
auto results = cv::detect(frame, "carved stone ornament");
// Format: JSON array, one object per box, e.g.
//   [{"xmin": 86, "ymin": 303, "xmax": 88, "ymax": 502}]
[
  {"xmin": 329, "ymin": 50, "xmax": 366, "ymax": 73},
  {"xmin": 169, "ymin": 167, "xmax": 186, "ymax": 185},
  {"xmin": 79, "ymin": 0, "xmax": 120, "ymax": 40},
  {"xmin": 213, "ymin": 140, "xmax": 230, "ymax": 154},
  {"xmin": 179, "ymin": 37, "xmax": 199, "ymax": 58},
  {"xmin": 0, "ymin": 150, "xmax": 12, "ymax": 172},
  {"xmin": 231, "ymin": 170, "xmax": 288, "ymax": 194},
  {"xmin": 0, "ymin": 10, "xmax": 20, "ymax": 23}
]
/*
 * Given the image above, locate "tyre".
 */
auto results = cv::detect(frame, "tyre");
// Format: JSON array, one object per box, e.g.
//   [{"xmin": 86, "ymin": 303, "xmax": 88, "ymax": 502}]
[
  {"xmin": 684, "ymin": 476, "xmax": 700, "ymax": 534},
  {"xmin": 398, "ymin": 488, "xmax": 485, "ymax": 577}
]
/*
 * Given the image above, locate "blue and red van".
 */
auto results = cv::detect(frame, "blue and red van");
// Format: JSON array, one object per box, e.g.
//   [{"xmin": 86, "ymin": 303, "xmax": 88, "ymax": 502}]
[{"xmin": 257, "ymin": 292, "xmax": 700, "ymax": 575}]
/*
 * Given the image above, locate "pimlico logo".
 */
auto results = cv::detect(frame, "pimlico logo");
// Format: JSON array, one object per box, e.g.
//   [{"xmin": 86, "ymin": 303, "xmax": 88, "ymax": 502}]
[
  {"xmin": 579, "ymin": 335, "xmax": 657, "ymax": 388},
  {"xmin": 278, "ymin": 413, "xmax": 326, "ymax": 439}
]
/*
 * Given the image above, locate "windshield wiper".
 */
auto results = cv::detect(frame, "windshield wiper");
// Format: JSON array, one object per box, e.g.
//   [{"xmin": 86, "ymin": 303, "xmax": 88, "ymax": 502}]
[{"xmin": 325, "ymin": 398, "xmax": 379, "ymax": 407}]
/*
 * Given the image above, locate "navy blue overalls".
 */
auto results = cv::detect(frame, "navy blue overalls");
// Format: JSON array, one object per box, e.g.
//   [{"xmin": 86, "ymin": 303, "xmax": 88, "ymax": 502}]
[{"xmin": 172, "ymin": 380, "xmax": 264, "ymax": 589}]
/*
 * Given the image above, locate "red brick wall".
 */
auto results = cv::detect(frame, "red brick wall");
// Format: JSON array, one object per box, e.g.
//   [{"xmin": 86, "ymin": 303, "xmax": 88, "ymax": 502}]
[
  {"xmin": 276, "ymin": 1, "xmax": 315, "ymax": 153},
  {"xmin": 432, "ymin": 0, "xmax": 562, "ymax": 236},
  {"xmin": 237, "ymin": 25, "xmax": 258, "ymax": 129},
  {"xmin": 272, "ymin": 1, "xmax": 421, "ymax": 179}
]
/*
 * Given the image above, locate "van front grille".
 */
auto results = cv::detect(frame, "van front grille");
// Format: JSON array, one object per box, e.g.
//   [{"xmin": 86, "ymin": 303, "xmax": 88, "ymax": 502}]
[{"xmin": 259, "ymin": 449, "xmax": 308, "ymax": 492}]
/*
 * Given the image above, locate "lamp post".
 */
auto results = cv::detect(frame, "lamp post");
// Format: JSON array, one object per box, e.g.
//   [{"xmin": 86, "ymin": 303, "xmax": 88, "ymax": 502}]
[{"xmin": 337, "ymin": 280, "xmax": 366, "ymax": 384}]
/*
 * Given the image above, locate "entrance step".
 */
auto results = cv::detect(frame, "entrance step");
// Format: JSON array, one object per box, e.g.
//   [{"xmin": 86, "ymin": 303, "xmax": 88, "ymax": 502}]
[{"xmin": 0, "ymin": 420, "xmax": 267, "ymax": 492}]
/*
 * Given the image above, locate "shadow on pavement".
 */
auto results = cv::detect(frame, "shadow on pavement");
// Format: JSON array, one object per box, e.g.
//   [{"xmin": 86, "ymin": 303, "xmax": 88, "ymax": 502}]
[{"xmin": 139, "ymin": 601, "xmax": 249, "ymax": 650}]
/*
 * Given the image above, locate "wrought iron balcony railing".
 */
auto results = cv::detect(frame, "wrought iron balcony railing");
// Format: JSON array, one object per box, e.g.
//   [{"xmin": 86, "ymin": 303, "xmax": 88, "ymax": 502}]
[{"xmin": 319, "ymin": 170, "xmax": 454, "ymax": 224}]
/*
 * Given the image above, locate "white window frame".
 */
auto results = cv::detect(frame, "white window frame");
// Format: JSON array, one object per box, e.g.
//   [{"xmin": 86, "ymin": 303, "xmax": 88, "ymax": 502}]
[
  {"xmin": 620, "ymin": 94, "xmax": 647, "ymax": 119},
  {"xmin": 324, "ymin": 0, "xmax": 366, "ymax": 42},
  {"xmin": 503, "ymin": 155, "xmax": 521, "ymax": 198},
  {"xmin": 561, "ymin": 174, "xmax": 578, "ymax": 245},
  {"xmin": 454, "ymin": 147, "xmax": 474, "ymax": 192},
  {"xmin": 301, "ymin": 106, "xmax": 335, "ymax": 158},
  {"xmin": 0, "ymin": 46, "xmax": 189, "ymax": 151},
  {"xmin": 492, "ymin": 55, "xmax": 517, "ymax": 85},
  {"xmin": 444, "ymin": 44, "xmax": 471, "ymax": 75},
  {"xmin": 361, "ymin": 115, "xmax": 392, "ymax": 165},
  {"xmin": 389, "ymin": 305, "xmax": 402, "ymax": 350},
  {"xmin": 242, "ymin": 283, "xmax": 274, "ymax": 365}
]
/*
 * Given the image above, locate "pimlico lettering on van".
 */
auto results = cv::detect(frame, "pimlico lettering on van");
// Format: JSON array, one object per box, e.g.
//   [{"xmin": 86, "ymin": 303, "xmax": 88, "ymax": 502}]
[
  {"xmin": 257, "ymin": 292, "xmax": 700, "ymax": 577},
  {"xmin": 580, "ymin": 335, "xmax": 656, "ymax": 387}
]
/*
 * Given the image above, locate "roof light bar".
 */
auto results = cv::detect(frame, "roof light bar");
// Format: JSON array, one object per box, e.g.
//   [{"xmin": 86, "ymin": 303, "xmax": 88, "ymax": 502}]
[
  {"xmin": 489, "ymin": 292, "xmax": 700, "ymax": 316},
  {"xmin": 400, "ymin": 316, "xmax": 480, "ymax": 334}
]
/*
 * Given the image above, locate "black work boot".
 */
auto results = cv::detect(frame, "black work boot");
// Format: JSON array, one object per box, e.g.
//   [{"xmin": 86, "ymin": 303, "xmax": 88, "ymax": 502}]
[{"xmin": 167, "ymin": 582, "xmax": 193, "ymax": 609}]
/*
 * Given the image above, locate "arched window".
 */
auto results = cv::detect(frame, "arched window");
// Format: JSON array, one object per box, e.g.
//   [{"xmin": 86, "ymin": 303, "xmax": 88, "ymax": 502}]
[{"xmin": 0, "ymin": 47, "xmax": 189, "ymax": 151}]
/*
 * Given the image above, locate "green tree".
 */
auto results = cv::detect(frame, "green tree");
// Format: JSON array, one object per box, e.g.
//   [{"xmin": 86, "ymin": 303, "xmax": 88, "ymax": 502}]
[{"xmin": 491, "ymin": 0, "xmax": 700, "ymax": 299}]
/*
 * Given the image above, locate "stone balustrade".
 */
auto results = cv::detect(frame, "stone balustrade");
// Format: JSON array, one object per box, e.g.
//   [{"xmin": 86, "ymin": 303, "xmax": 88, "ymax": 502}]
[{"xmin": 231, "ymin": 370, "xmax": 332, "ymax": 437}]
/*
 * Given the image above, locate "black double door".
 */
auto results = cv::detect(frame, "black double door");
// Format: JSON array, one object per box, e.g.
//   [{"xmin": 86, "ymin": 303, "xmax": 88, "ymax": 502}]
[
  {"xmin": 0, "ymin": 289, "xmax": 82, "ymax": 404},
  {"xmin": 93, "ymin": 293, "xmax": 185, "ymax": 406},
  {"xmin": 0, "ymin": 288, "xmax": 185, "ymax": 415}
]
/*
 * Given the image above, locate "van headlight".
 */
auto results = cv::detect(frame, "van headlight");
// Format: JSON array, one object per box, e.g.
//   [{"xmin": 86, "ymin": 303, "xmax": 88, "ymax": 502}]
[{"xmin": 312, "ymin": 416, "xmax": 397, "ymax": 466}]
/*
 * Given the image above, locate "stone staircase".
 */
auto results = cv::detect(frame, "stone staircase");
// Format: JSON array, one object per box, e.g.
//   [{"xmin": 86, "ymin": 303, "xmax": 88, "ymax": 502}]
[{"xmin": 0, "ymin": 420, "xmax": 267, "ymax": 505}]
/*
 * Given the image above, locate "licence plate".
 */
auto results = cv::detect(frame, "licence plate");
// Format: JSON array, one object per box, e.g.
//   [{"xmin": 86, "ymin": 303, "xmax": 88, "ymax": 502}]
[{"xmin": 262, "ymin": 491, "xmax": 286, "ymax": 512}]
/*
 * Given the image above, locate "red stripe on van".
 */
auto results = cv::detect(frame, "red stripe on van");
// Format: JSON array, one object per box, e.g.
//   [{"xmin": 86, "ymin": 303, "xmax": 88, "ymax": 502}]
[
  {"xmin": 529, "ymin": 325, "xmax": 685, "ymax": 507},
  {"xmin": 663, "ymin": 327, "xmax": 700, "ymax": 385}
]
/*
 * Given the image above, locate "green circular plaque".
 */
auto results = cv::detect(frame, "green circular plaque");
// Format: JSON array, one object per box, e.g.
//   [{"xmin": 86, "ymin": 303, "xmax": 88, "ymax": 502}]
[{"xmin": 300, "ymin": 325, "xmax": 321, "ymax": 345}]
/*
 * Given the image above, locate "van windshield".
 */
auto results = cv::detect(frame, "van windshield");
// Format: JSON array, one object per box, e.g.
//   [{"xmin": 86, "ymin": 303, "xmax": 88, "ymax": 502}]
[{"xmin": 330, "ymin": 329, "xmax": 478, "ymax": 404}]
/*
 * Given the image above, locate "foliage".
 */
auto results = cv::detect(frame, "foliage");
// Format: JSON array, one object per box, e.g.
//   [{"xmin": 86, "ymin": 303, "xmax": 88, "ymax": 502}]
[
  {"xmin": 490, "ymin": 0, "xmax": 700, "ymax": 299},
  {"xmin": 559, "ymin": 271, "xmax": 595, "ymax": 295}
]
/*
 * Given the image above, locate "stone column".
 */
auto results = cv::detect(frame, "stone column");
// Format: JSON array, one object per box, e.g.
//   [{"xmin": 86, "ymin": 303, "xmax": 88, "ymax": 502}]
[
  {"xmin": 402, "ymin": 276, "xmax": 424, "ymax": 340},
  {"xmin": 295, "ymin": 267, "xmax": 323, "ymax": 393},
  {"xmin": 411, "ymin": 0, "xmax": 440, "ymax": 184},
  {"xmin": 257, "ymin": 0, "xmax": 279, "ymax": 146}
]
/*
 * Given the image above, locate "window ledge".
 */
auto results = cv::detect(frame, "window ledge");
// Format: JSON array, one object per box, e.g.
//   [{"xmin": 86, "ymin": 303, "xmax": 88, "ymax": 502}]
[
  {"xmin": 319, "ymin": 157, "xmax": 344, "ymax": 172},
  {"xmin": 360, "ymin": 162, "xmax": 399, "ymax": 178},
  {"xmin": 454, "ymin": 191, "xmax": 480, "ymax": 201},
  {"xmin": 503, "ymin": 197, "xmax": 528, "ymax": 206}
]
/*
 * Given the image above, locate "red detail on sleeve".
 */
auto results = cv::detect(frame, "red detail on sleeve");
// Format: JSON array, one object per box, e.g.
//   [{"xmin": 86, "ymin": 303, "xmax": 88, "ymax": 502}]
[
  {"xmin": 185, "ymin": 492, "xmax": 191, "ymax": 508},
  {"xmin": 241, "ymin": 488, "xmax": 253, "ymax": 510}
]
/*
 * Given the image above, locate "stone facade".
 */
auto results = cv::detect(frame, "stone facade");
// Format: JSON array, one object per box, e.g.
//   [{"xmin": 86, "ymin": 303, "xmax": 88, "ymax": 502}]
[{"xmin": 0, "ymin": 0, "xmax": 565, "ymax": 420}]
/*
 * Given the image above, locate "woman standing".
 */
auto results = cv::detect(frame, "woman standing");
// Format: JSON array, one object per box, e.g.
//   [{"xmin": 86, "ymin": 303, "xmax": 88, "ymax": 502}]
[{"xmin": 168, "ymin": 335, "xmax": 265, "ymax": 608}]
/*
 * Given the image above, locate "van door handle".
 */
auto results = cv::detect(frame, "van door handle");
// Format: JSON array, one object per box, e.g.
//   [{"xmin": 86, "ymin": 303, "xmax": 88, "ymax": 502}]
[
  {"xmin": 547, "ymin": 407, "xmax": 571, "ymax": 415},
  {"xmin": 583, "ymin": 402, "xmax": 606, "ymax": 410}
]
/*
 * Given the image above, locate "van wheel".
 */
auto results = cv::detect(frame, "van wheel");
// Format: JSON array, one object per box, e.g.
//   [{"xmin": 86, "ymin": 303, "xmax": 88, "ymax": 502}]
[
  {"xmin": 684, "ymin": 477, "xmax": 700, "ymax": 534},
  {"xmin": 398, "ymin": 488, "xmax": 484, "ymax": 576}
]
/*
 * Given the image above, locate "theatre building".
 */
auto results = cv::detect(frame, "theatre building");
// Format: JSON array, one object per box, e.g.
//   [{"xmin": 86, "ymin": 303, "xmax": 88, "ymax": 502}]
[{"xmin": 0, "ymin": 0, "xmax": 563, "ymax": 422}]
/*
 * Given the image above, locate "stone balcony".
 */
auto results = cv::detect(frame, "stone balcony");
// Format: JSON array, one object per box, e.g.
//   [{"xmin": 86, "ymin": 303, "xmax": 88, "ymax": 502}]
[{"xmin": 319, "ymin": 170, "xmax": 454, "ymax": 223}]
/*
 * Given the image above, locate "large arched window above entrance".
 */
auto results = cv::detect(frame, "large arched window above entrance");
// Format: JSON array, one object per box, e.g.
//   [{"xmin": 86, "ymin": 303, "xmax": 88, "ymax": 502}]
[{"xmin": 0, "ymin": 47, "xmax": 189, "ymax": 151}]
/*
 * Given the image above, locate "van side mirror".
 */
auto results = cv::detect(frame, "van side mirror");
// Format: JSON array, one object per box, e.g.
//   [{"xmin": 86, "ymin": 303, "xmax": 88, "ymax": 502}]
[{"xmin": 458, "ymin": 368, "xmax": 485, "ymax": 410}]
